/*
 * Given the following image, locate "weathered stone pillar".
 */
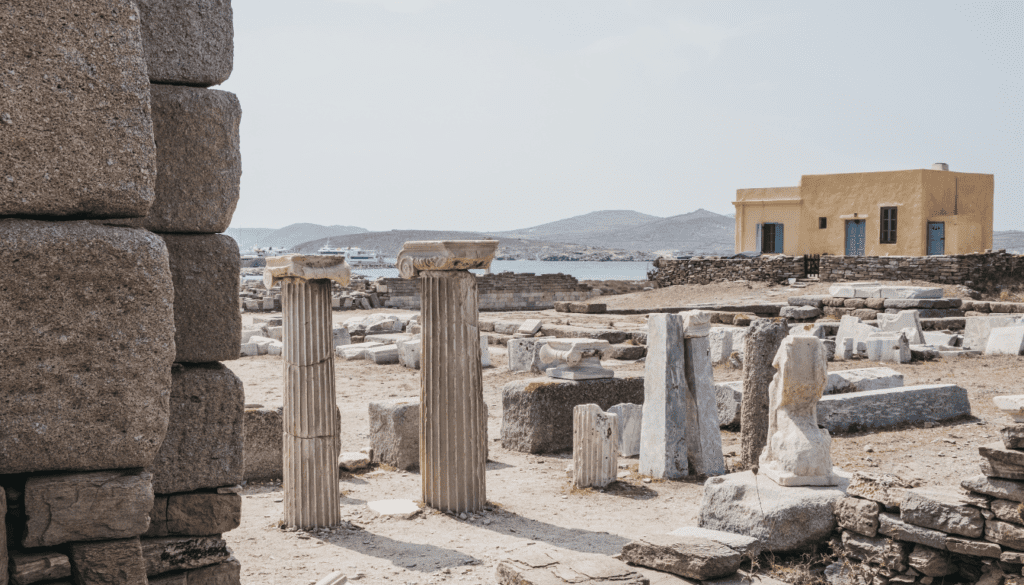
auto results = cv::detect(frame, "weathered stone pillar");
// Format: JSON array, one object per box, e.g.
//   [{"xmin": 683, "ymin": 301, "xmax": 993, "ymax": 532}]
[
  {"xmin": 265, "ymin": 255, "xmax": 351, "ymax": 529},
  {"xmin": 681, "ymin": 311, "xmax": 726, "ymax": 476},
  {"xmin": 740, "ymin": 318, "xmax": 789, "ymax": 469},
  {"xmin": 573, "ymin": 405, "xmax": 618, "ymax": 489},
  {"xmin": 640, "ymin": 313, "xmax": 688, "ymax": 479},
  {"xmin": 397, "ymin": 241, "xmax": 498, "ymax": 513}
]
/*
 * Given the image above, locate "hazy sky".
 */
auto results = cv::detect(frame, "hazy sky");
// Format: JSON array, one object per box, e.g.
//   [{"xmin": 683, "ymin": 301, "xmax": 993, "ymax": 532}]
[{"xmin": 220, "ymin": 0, "xmax": 1023, "ymax": 232}]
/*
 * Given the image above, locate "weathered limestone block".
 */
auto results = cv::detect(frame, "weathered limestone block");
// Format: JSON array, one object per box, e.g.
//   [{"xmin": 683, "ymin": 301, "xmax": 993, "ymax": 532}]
[
  {"xmin": 995, "ymin": 395, "xmax": 1024, "ymax": 423},
  {"xmin": 606, "ymin": 403, "xmax": 642, "ymax": 457},
  {"xmin": 682, "ymin": 313, "xmax": 726, "ymax": 477},
  {"xmin": 619, "ymin": 535, "xmax": 742, "ymax": 580},
  {"xmin": 366, "ymin": 344, "xmax": 400, "ymax": 365},
  {"xmin": 147, "ymin": 493, "xmax": 241, "ymax": 537},
  {"xmin": 846, "ymin": 471, "xmax": 914, "ymax": 509},
  {"xmin": 397, "ymin": 338, "xmax": 422, "ymax": 369},
  {"xmin": 986, "ymin": 326, "xmax": 1024, "ymax": 356},
  {"xmin": 841, "ymin": 531, "xmax": 910, "ymax": 572},
  {"xmin": 824, "ymin": 367, "xmax": 904, "ymax": 395},
  {"xmin": 698, "ymin": 471, "xmax": 848, "ymax": 553},
  {"xmin": 740, "ymin": 319, "xmax": 789, "ymax": 468},
  {"xmin": 835, "ymin": 315, "xmax": 879, "ymax": 354},
  {"xmin": 835, "ymin": 497, "xmax": 880, "ymax": 537},
  {"xmin": 963, "ymin": 475, "xmax": 1024, "ymax": 503},
  {"xmin": 946, "ymin": 536, "xmax": 1002, "ymax": 558},
  {"xmin": 135, "ymin": 0, "xmax": 234, "ymax": 87},
  {"xmin": 8, "ymin": 549, "xmax": 73, "ymax": 585},
  {"xmin": 779, "ymin": 305, "xmax": 821, "ymax": 320},
  {"xmin": 243, "ymin": 407, "xmax": 283, "ymax": 482},
  {"xmin": 1002, "ymin": 425, "xmax": 1024, "ymax": 450},
  {"xmin": 817, "ymin": 385, "xmax": 970, "ymax": 433},
  {"xmin": 864, "ymin": 332, "xmax": 911, "ymax": 363},
  {"xmin": 501, "ymin": 377, "xmax": 645, "ymax": 454},
  {"xmin": 987, "ymin": 520, "xmax": 1024, "ymax": 551},
  {"xmin": 541, "ymin": 338, "xmax": 614, "ymax": 380},
  {"xmin": 908, "ymin": 544, "xmax": 956, "ymax": 577},
  {"xmin": 991, "ymin": 499, "xmax": 1024, "ymax": 526},
  {"xmin": 118, "ymin": 86, "xmax": 241, "ymax": 233},
  {"xmin": 495, "ymin": 546, "xmax": 647, "ymax": 585},
  {"xmin": 965, "ymin": 316, "xmax": 1023, "ymax": 350},
  {"xmin": 0, "ymin": 220, "xmax": 174, "ymax": 474},
  {"xmin": 640, "ymin": 313, "xmax": 689, "ymax": 479},
  {"xmin": 149, "ymin": 363, "xmax": 245, "ymax": 494},
  {"xmin": 141, "ymin": 536, "xmax": 231, "ymax": 576},
  {"xmin": 878, "ymin": 310, "xmax": 925, "ymax": 344},
  {"xmin": 69, "ymin": 538, "xmax": 148, "ymax": 585},
  {"xmin": 338, "ymin": 342, "xmax": 384, "ymax": 360},
  {"xmin": 180, "ymin": 559, "xmax": 241, "ymax": 585},
  {"xmin": 666, "ymin": 526, "xmax": 762, "ymax": 557},
  {"xmin": 759, "ymin": 336, "xmax": 838, "ymax": 486},
  {"xmin": 572, "ymin": 405, "xmax": 618, "ymax": 489},
  {"xmin": 507, "ymin": 337, "xmax": 557, "ymax": 374},
  {"xmin": 715, "ymin": 381, "xmax": 742, "ymax": 428},
  {"xmin": 23, "ymin": 471, "xmax": 153, "ymax": 548},
  {"xmin": 0, "ymin": 1, "xmax": 156, "ymax": 218},
  {"xmin": 878, "ymin": 512, "xmax": 948, "ymax": 550},
  {"xmin": 601, "ymin": 343, "xmax": 645, "ymax": 361},
  {"xmin": 163, "ymin": 234, "xmax": 240, "ymax": 362},
  {"xmin": 369, "ymin": 399, "xmax": 420, "ymax": 470},
  {"xmin": 900, "ymin": 487, "xmax": 985, "ymax": 538}
]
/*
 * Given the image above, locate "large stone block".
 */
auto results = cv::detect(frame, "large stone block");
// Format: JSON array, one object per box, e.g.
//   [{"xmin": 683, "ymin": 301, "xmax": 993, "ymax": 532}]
[
  {"xmin": 965, "ymin": 316, "xmax": 1023, "ymax": 350},
  {"xmin": 619, "ymin": 535, "xmax": 742, "ymax": 580},
  {"xmin": 369, "ymin": 399, "xmax": 420, "ymax": 470},
  {"xmin": 507, "ymin": 337, "xmax": 556, "ymax": 374},
  {"xmin": 136, "ymin": 0, "xmax": 234, "ymax": 87},
  {"xmin": 141, "ymin": 536, "xmax": 231, "ymax": 576},
  {"xmin": 501, "ymin": 377, "xmax": 645, "ymax": 453},
  {"xmin": 69, "ymin": 538, "xmax": 148, "ymax": 585},
  {"xmin": 114, "ymin": 86, "xmax": 241, "ymax": 233},
  {"xmin": 178, "ymin": 559, "xmax": 241, "ymax": 585},
  {"xmin": 8, "ymin": 549, "xmax": 73, "ymax": 585},
  {"xmin": 496, "ymin": 545, "xmax": 647, "ymax": 585},
  {"xmin": 986, "ymin": 326, "xmax": 1024, "ymax": 356},
  {"xmin": 147, "ymin": 493, "xmax": 241, "ymax": 537},
  {"xmin": 243, "ymin": 407, "xmax": 283, "ymax": 482},
  {"xmin": 698, "ymin": 470, "xmax": 848, "ymax": 553},
  {"xmin": 23, "ymin": 471, "xmax": 154, "ymax": 547},
  {"xmin": 0, "ymin": 0, "xmax": 156, "ymax": 218},
  {"xmin": 148, "ymin": 363, "xmax": 244, "ymax": 494},
  {"xmin": 824, "ymin": 367, "xmax": 904, "ymax": 395},
  {"xmin": 162, "ymin": 234, "xmax": 241, "ymax": 363},
  {"xmin": 816, "ymin": 385, "xmax": 970, "ymax": 433},
  {"xmin": 900, "ymin": 487, "xmax": 984, "ymax": 538},
  {"xmin": 0, "ymin": 220, "xmax": 174, "ymax": 474}
]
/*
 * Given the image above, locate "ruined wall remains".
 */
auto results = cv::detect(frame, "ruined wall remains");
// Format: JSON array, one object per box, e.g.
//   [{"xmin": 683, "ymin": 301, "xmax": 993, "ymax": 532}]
[
  {"xmin": 1, "ymin": 1, "xmax": 244, "ymax": 583},
  {"xmin": 650, "ymin": 252, "xmax": 1024, "ymax": 292},
  {"xmin": 382, "ymin": 273, "xmax": 593, "ymax": 311}
]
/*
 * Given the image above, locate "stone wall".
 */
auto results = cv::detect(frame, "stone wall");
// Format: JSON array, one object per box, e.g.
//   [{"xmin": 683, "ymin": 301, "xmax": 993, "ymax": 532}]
[
  {"xmin": 1, "ymin": 2, "xmax": 243, "ymax": 584},
  {"xmin": 382, "ymin": 273, "xmax": 594, "ymax": 311},
  {"xmin": 650, "ymin": 252, "xmax": 1024, "ymax": 292}
]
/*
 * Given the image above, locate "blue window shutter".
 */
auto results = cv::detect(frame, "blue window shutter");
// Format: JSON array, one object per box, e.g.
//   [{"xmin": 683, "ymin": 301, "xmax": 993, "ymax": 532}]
[
  {"xmin": 775, "ymin": 223, "xmax": 785, "ymax": 254},
  {"xmin": 755, "ymin": 224, "xmax": 763, "ymax": 254}
]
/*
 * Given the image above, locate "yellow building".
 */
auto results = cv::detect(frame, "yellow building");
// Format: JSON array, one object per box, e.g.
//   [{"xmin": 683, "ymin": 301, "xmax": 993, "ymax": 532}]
[{"xmin": 733, "ymin": 164, "xmax": 994, "ymax": 256}]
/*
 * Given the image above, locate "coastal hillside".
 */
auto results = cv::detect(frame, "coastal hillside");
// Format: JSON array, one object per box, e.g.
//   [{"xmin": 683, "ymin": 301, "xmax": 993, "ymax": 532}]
[
  {"xmin": 226, "ymin": 223, "xmax": 367, "ymax": 250},
  {"xmin": 495, "ymin": 210, "xmax": 661, "ymax": 241}
]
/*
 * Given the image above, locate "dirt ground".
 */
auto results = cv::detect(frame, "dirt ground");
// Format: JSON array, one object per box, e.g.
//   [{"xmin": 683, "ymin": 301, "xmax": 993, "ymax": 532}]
[{"xmin": 224, "ymin": 285, "xmax": 1022, "ymax": 585}]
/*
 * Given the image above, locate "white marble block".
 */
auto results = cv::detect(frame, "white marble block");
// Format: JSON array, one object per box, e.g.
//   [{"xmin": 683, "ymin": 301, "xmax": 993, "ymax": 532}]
[
  {"xmin": 573, "ymin": 404, "xmax": 618, "ymax": 489},
  {"xmin": 877, "ymin": 310, "xmax": 925, "ymax": 345},
  {"xmin": 641, "ymin": 313, "xmax": 689, "ymax": 479},
  {"xmin": 985, "ymin": 326, "xmax": 1024, "ymax": 356},
  {"xmin": 607, "ymin": 403, "xmax": 642, "ymax": 457},
  {"xmin": 865, "ymin": 333, "xmax": 910, "ymax": 363},
  {"xmin": 680, "ymin": 311, "xmax": 726, "ymax": 476},
  {"xmin": 759, "ymin": 335, "xmax": 840, "ymax": 487},
  {"xmin": 541, "ymin": 339, "xmax": 614, "ymax": 380},
  {"xmin": 994, "ymin": 395, "xmax": 1024, "ymax": 423}
]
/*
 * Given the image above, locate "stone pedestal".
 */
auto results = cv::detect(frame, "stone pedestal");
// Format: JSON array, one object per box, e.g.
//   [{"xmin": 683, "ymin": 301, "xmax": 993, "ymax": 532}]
[
  {"xmin": 573, "ymin": 405, "xmax": 618, "ymax": 488},
  {"xmin": 740, "ymin": 319, "xmax": 789, "ymax": 469},
  {"xmin": 265, "ymin": 255, "xmax": 350, "ymax": 529},
  {"xmin": 399, "ymin": 240, "xmax": 498, "ymax": 513}
]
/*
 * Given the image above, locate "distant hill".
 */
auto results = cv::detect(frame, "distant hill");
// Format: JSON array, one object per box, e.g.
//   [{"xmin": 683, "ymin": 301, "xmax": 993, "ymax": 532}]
[
  {"xmin": 584, "ymin": 209, "xmax": 735, "ymax": 255},
  {"xmin": 226, "ymin": 223, "xmax": 367, "ymax": 251},
  {"xmin": 496, "ymin": 210, "xmax": 661, "ymax": 241}
]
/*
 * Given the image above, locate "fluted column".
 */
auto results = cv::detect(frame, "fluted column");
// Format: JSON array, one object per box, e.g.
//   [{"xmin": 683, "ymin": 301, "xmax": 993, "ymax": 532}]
[
  {"xmin": 573, "ymin": 404, "xmax": 618, "ymax": 488},
  {"xmin": 265, "ymin": 255, "xmax": 350, "ymax": 529},
  {"xmin": 397, "ymin": 240, "xmax": 498, "ymax": 514}
]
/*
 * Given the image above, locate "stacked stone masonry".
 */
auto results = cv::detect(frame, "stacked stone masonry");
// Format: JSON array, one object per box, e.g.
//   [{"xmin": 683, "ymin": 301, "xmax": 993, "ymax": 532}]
[
  {"xmin": 651, "ymin": 252, "xmax": 1024, "ymax": 293},
  {"xmin": 1, "ymin": 1, "xmax": 243, "ymax": 583},
  {"xmin": 383, "ymin": 273, "xmax": 593, "ymax": 311}
]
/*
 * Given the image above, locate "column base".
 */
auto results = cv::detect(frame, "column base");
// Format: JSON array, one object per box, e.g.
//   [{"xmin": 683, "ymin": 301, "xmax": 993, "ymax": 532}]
[{"xmin": 283, "ymin": 433, "xmax": 340, "ymax": 529}]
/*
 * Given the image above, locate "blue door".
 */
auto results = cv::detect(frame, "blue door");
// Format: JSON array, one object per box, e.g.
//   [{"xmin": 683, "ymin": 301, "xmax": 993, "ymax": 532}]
[
  {"xmin": 845, "ymin": 220, "xmax": 865, "ymax": 256},
  {"xmin": 927, "ymin": 222, "xmax": 945, "ymax": 255}
]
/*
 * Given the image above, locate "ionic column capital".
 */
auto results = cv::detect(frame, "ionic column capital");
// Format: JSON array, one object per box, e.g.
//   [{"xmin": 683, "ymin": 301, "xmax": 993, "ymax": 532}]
[
  {"xmin": 263, "ymin": 254, "xmax": 351, "ymax": 289},
  {"xmin": 396, "ymin": 240, "xmax": 498, "ymax": 279}
]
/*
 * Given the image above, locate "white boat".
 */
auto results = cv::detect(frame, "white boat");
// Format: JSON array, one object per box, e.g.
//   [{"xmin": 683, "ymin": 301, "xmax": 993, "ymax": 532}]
[{"xmin": 317, "ymin": 245, "xmax": 387, "ymax": 267}]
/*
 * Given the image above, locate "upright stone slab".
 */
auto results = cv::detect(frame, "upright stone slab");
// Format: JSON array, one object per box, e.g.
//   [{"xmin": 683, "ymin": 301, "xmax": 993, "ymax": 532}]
[
  {"xmin": 149, "ymin": 363, "xmax": 244, "ymax": 494},
  {"xmin": 135, "ymin": 0, "xmax": 234, "ymax": 87},
  {"xmin": 0, "ymin": 220, "xmax": 174, "ymax": 475},
  {"xmin": 759, "ymin": 336, "xmax": 839, "ymax": 486},
  {"xmin": 607, "ymin": 403, "xmax": 642, "ymax": 457},
  {"xmin": 69, "ymin": 538, "xmax": 148, "ymax": 585},
  {"xmin": 573, "ymin": 405, "xmax": 618, "ymax": 488},
  {"xmin": 878, "ymin": 310, "xmax": 925, "ymax": 344},
  {"xmin": 641, "ymin": 313, "xmax": 689, "ymax": 479},
  {"xmin": 681, "ymin": 311, "xmax": 726, "ymax": 476},
  {"xmin": 116, "ymin": 86, "xmax": 241, "ymax": 233},
  {"xmin": 243, "ymin": 407, "xmax": 283, "ymax": 482},
  {"xmin": 162, "ymin": 234, "xmax": 241, "ymax": 363},
  {"xmin": 265, "ymin": 255, "xmax": 351, "ymax": 529},
  {"xmin": 398, "ymin": 240, "xmax": 497, "ymax": 513},
  {"xmin": 23, "ymin": 471, "xmax": 154, "ymax": 547},
  {"xmin": 740, "ymin": 319, "xmax": 788, "ymax": 468},
  {"xmin": 0, "ymin": 0, "xmax": 156, "ymax": 218}
]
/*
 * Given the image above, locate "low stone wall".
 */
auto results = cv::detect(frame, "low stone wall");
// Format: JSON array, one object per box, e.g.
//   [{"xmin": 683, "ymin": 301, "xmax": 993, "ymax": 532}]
[
  {"xmin": 383, "ymin": 273, "xmax": 593, "ymax": 311},
  {"xmin": 649, "ymin": 255, "xmax": 805, "ymax": 286}
]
